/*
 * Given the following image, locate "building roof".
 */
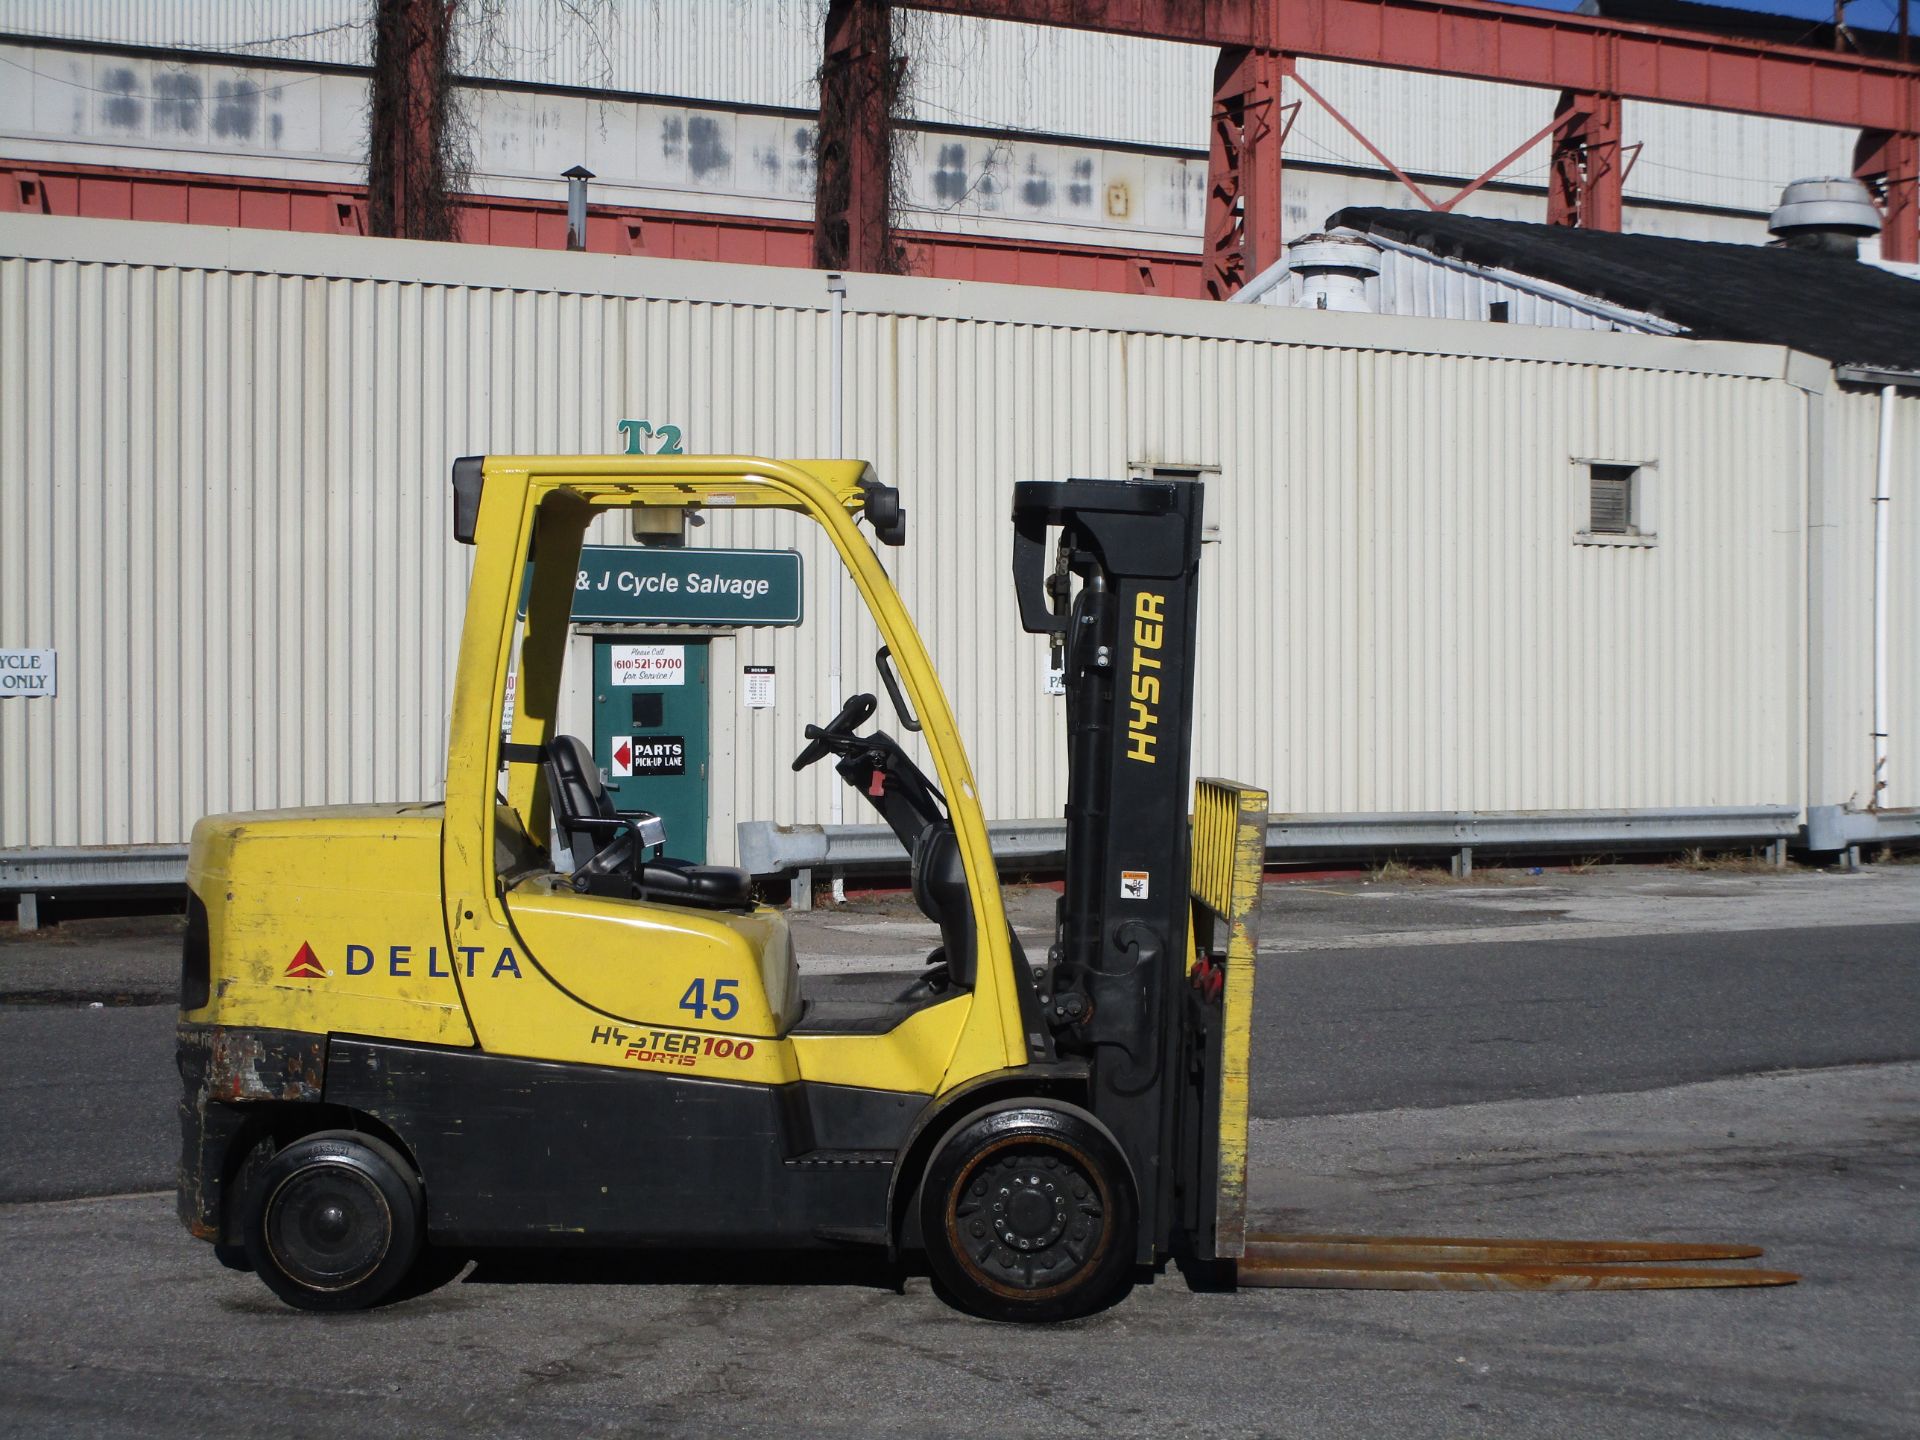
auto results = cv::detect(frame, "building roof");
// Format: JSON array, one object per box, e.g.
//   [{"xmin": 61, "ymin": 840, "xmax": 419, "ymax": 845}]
[
  {"xmin": 1331, "ymin": 207, "xmax": 1920, "ymax": 371},
  {"xmin": 1578, "ymin": 0, "xmax": 1910, "ymax": 62}
]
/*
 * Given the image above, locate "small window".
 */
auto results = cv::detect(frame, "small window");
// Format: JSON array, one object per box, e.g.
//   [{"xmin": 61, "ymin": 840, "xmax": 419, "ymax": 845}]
[
  {"xmin": 1575, "ymin": 460, "xmax": 1656, "ymax": 547},
  {"xmin": 1589, "ymin": 463, "xmax": 1636, "ymax": 534},
  {"xmin": 1488, "ymin": 300, "xmax": 1510, "ymax": 323}
]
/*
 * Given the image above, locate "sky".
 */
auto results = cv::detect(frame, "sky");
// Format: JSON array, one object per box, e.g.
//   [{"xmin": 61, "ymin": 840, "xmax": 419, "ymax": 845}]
[{"xmin": 1520, "ymin": 0, "xmax": 1909, "ymax": 28}]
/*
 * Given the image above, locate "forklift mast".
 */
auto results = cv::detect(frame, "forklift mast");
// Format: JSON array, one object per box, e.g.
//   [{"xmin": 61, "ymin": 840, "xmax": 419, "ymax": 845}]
[{"xmin": 1012, "ymin": 476, "xmax": 1207, "ymax": 1255}]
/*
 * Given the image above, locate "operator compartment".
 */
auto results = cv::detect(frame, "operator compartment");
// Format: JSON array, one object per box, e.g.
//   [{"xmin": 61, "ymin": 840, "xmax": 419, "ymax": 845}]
[
  {"xmin": 483, "ymin": 470, "xmax": 999, "ymax": 1064},
  {"xmin": 503, "ymin": 870, "xmax": 803, "ymax": 1036}
]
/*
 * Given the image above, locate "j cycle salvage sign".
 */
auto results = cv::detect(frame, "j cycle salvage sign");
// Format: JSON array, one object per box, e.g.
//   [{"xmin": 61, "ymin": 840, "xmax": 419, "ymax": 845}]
[{"xmin": 572, "ymin": 547, "xmax": 803, "ymax": 626}]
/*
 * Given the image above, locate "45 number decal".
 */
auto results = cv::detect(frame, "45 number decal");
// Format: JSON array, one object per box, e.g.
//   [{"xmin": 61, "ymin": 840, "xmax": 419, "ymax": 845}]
[{"xmin": 679, "ymin": 977, "xmax": 740, "ymax": 1022}]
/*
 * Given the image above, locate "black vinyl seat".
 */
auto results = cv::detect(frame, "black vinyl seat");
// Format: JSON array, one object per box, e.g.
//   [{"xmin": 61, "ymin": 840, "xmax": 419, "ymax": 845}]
[
  {"xmin": 542, "ymin": 735, "xmax": 753, "ymax": 910},
  {"xmin": 910, "ymin": 822, "xmax": 976, "ymax": 988}
]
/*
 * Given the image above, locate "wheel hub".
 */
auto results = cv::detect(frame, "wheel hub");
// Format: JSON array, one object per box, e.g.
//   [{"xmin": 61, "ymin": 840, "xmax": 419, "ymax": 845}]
[
  {"xmin": 312, "ymin": 1203, "xmax": 351, "ymax": 1243},
  {"xmin": 952, "ymin": 1141, "xmax": 1106, "ymax": 1292},
  {"xmin": 265, "ymin": 1163, "xmax": 392, "ymax": 1290},
  {"xmin": 991, "ymin": 1159, "xmax": 1069, "ymax": 1252}
]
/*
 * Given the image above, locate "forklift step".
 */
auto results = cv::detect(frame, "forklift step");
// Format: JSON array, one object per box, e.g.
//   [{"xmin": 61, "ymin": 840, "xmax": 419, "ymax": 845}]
[
  {"xmin": 781, "ymin": 1149, "xmax": 896, "ymax": 1170},
  {"xmin": 1236, "ymin": 1232, "xmax": 1798, "ymax": 1291}
]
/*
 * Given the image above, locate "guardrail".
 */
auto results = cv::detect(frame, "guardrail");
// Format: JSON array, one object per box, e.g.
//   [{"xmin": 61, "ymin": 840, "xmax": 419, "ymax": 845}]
[
  {"xmin": 10, "ymin": 803, "xmax": 1914, "ymax": 929},
  {"xmin": 0, "ymin": 845, "xmax": 191, "ymax": 930},
  {"xmin": 740, "ymin": 806, "xmax": 1806, "ymax": 894}
]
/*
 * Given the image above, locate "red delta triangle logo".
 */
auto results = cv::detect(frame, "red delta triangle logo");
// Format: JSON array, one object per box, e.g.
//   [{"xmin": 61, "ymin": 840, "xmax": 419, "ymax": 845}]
[{"xmin": 284, "ymin": 942, "xmax": 328, "ymax": 980}]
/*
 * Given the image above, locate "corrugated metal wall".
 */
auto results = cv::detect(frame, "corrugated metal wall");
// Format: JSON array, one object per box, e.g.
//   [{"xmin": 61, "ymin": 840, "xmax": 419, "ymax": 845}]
[
  {"xmin": 1810, "ymin": 386, "xmax": 1920, "ymax": 815},
  {"xmin": 1250, "ymin": 242, "xmax": 1681, "ymax": 332},
  {"xmin": 0, "ymin": 0, "xmax": 1861, "ymax": 224},
  {"xmin": 0, "ymin": 37, "xmax": 1763, "ymax": 258},
  {"xmin": 1895, "ymin": 391, "xmax": 1920, "ymax": 813},
  {"xmin": 10, "ymin": 215, "xmax": 1901, "ymax": 863},
  {"xmin": 0, "ymin": 1, "xmax": 370, "ymax": 67}
]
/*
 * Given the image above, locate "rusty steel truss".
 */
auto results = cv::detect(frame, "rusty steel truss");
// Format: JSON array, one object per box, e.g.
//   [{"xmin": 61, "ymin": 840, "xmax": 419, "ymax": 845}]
[
  {"xmin": 5, "ymin": 0, "xmax": 1914, "ymax": 298},
  {"xmin": 813, "ymin": 0, "xmax": 1920, "ymax": 288}
]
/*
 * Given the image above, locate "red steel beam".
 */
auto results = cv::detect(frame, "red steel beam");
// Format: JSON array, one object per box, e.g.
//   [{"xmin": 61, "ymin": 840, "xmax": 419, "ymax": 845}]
[
  {"xmin": 814, "ymin": 0, "xmax": 899, "ymax": 271},
  {"xmin": 1548, "ymin": 91, "xmax": 1624, "ymax": 230},
  {"xmin": 2, "ymin": 160, "xmax": 1208, "ymax": 297},
  {"xmin": 906, "ymin": 0, "xmax": 1920, "ymax": 133},
  {"xmin": 366, "ymin": 0, "xmax": 456, "ymax": 240},
  {"xmin": 1205, "ymin": 47, "xmax": 1287, "ymax": 298},
  {"xmin": 1856, "ymin": 128, "xmax": 1919, "ymax": 261}
]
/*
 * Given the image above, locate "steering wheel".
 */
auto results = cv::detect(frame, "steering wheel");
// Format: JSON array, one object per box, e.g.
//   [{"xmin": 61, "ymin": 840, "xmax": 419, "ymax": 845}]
[{"xmin": 792, "ymin": 692, "xmax": 878, "ymax": 771}]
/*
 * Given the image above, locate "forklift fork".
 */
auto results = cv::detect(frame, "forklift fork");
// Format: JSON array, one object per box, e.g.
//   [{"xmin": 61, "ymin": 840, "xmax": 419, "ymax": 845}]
[
  {"xmin": 1235, "ymin": 1233, "xmax": 1798, "ymax": 1291},
  {"xmin": 1187, "ymin": 781, "xmax": 1798, "ymax": 1296}
]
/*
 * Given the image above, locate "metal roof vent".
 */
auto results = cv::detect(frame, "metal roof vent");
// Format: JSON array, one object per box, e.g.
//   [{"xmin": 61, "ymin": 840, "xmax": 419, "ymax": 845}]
[
  {"xmin": 1769, "ymin": 177, "xmax": 1881, "ymax": 258},
  {"xmin": 1288, "ymin": 232, "xmax": 1380, "ymax": 313}
]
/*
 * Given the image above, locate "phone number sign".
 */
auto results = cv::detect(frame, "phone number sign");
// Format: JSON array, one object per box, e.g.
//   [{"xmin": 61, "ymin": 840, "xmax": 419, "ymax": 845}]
[
  {"xmin": 609, "ymin": 644, "xmax": 686, "ymax": 687},
  {"xmin": 572, "ymin": 547, "xmax": 803, "ymax": 626}
]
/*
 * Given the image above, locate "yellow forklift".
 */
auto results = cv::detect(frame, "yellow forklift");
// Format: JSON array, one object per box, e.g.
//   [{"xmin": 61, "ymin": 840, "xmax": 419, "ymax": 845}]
[{"xmin": 177, "ymin": 455, "xmax": 1793, "ymax": 1319}]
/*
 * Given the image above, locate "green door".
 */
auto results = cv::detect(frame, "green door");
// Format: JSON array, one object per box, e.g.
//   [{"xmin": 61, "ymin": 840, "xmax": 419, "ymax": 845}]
[{"xmin": 592, "ymin": 637, "xmax": 710, "ymax": 863}]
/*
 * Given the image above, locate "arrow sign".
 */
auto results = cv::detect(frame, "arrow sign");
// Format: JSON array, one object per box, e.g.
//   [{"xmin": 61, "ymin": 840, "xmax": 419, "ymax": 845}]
[{"xmin": 611, "ymin": 738, "xmax": 634, "ymax": 777}]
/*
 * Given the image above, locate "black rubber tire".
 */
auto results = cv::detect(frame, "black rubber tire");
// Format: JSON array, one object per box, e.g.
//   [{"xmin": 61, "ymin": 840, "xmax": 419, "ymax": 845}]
[
  {"xmin": 241, "ymin": 1130, "xmax": 423, "ymax": 1313},
  {"xmin": 392, "ymin": 1245, "xmax": 472, "ymax": 1303},
  {"xmin": 919, "ymin": 1103, "xmax": 1137, "ymax": 1323}
]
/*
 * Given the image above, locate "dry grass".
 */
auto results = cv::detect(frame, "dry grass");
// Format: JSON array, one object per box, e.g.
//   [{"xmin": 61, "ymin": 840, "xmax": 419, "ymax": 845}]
[
  {"xmin": 1367, "ymin": 854, "xmax": 1488, "ymax": 886},
  {"xmin": 1675, "ymin": 846, "xmax": 1783, "ymax": 874}
]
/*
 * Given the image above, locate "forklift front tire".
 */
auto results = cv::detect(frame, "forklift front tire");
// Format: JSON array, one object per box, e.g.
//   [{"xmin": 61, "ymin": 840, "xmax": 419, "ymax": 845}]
[
  {"xmin": 242, "ymin": 1130, "xmax": 424, "ymax": 1312},
  {"xmin": 920, "ymin": 1104, "xmax": 1136, "ymax": 1323}
]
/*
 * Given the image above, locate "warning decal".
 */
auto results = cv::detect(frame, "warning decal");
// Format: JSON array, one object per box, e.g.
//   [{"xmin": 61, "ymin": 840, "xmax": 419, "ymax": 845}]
[{"xmin": 1120, "ymin": 871, "xmax": 1150, "ymax": 901}]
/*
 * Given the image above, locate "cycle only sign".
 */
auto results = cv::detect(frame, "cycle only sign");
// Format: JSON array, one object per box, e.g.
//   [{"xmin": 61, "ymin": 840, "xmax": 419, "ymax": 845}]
[{"xmin": 0, "ymin": 650, "xmax": 55, "ymax": 697}]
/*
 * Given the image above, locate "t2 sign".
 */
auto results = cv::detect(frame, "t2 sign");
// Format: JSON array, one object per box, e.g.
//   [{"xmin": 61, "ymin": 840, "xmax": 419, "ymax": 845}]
[{"xmin": 619, "ymin": 420, "xmax": 684, "ymax": 455}]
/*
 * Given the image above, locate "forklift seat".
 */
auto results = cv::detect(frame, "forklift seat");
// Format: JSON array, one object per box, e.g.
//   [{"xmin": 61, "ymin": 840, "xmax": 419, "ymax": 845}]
[
  {"xmin": 911, "ymin": 821, "xmax": 976, "ymax": 988},
  {"xmin": 542, "ymin": 735, "xmax": 753, "ymax": 910}
]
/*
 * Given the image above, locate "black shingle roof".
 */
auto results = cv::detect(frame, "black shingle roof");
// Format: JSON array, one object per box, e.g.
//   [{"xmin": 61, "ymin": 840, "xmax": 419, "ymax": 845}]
[
  {"xmin": 1330, "ymin": 207, "xmax": 1920, "ymax": 372},
  {"xmin": 1579, "ymin": 0, "xmax": 1905, "ymax": 60}
]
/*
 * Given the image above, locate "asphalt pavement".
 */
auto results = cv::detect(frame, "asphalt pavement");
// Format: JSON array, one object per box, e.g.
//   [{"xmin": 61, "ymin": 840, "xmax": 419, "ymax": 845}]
[{"xmin": 1, "ymin": 862, "xmax": 1916, "ymax": 1437}]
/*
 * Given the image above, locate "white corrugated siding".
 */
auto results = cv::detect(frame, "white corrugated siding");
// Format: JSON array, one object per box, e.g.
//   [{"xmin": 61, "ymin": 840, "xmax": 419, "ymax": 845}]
[
  {"xmin": 1252, "ymin": 243, "xmax": 1679, "ymax": 331},
  {"xmin": 0, "ymin": 1, "xmax": 1867, "ymax": 223},
  {"xmin": 0, "ymin": 1, "xmax": 371, "ymax": 66},
  {"xmin": 1810, "ymin": 386, "xmax": 1920, "ymax": 815},
  {"xmin": 1895, "ymin": 391, "xmax": 1920, "ymax": 812},
  {"xmin": 2, "ymin": 215, "xmax": 1855, "ymax": 861},
  {"xmin": 1147, "ymin": 340, "xmax": 1808, "ymax": 814}
]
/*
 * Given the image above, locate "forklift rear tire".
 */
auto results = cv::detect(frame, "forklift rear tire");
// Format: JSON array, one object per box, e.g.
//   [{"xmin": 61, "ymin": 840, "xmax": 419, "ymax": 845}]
[
  {"xmin": 242, "ymin": 1130, "xmax": 424, "ymax": 1312},
  {"xmin": 920, "ymin": 1104, "xmax": 1136, "ymax": 1323}
]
